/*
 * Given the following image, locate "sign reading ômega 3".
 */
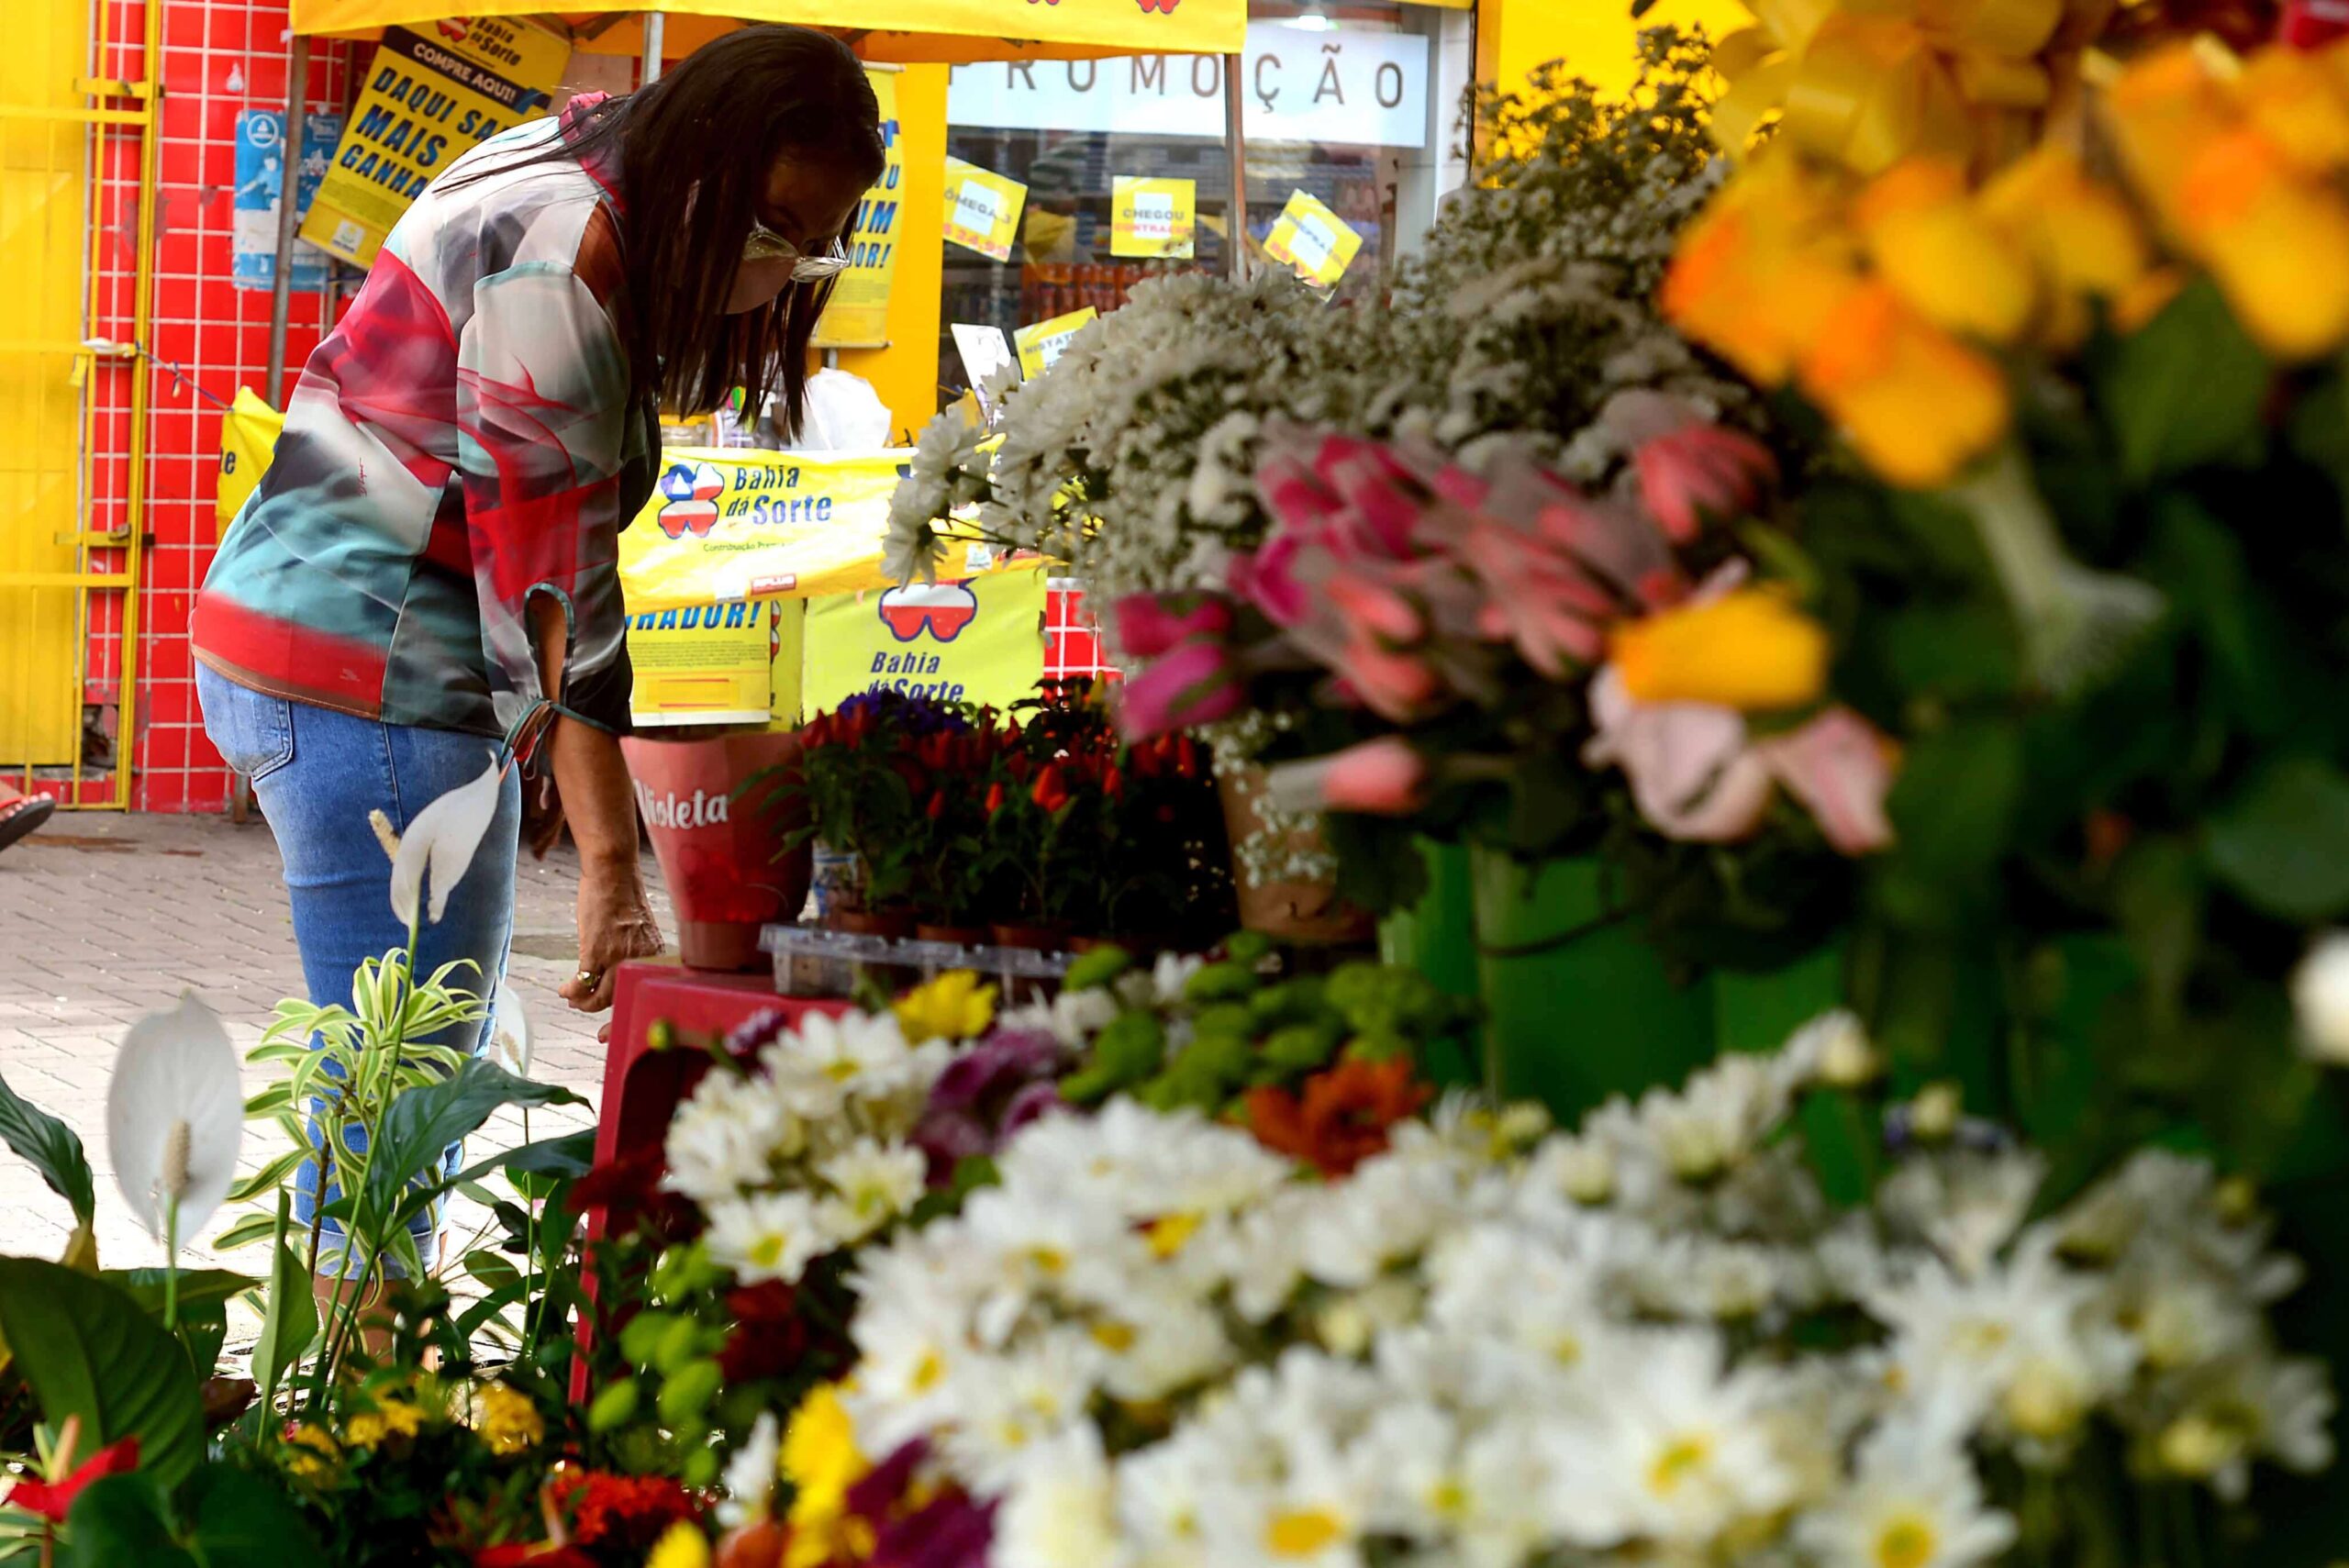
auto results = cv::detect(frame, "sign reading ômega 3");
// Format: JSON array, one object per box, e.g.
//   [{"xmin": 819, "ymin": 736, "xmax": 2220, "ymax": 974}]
[{"xmin": 944, "ymin": 23, "xmax": 1430, "ymax": 149}]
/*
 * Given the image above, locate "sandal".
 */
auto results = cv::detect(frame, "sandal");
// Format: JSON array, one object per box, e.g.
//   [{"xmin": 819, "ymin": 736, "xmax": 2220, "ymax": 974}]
[{"xmin": 0, "ymin": 795, "xmax": 55, "ymax": 855}]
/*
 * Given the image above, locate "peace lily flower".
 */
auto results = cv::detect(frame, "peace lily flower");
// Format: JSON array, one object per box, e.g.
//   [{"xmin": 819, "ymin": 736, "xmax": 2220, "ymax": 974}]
[
  {"xmin": 106, "ymin": 993, "xmax": 243, "ymax": 1247},
  {"xmin": 490, "ymin": 978, "xmax": 533, "ymax": 1078},
  {"xmin": 384, "ymin": 755, "xmax": 506, "ymax": 928}
]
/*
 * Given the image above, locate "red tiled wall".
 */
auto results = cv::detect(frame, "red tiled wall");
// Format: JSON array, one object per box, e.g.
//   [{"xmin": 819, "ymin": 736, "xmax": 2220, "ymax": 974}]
[{"xmin": 87, "ymin": 0, "xmax": 351, "ymax": 812}]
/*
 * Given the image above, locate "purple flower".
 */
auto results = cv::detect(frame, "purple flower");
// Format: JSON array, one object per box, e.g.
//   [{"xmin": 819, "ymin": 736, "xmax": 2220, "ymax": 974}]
[
  {"xmin": 1000, "ymin": 1078, "xmax": 1070, "ymax": 1137},
  {"xmin": 722, "ymin": 1008, "xmax": 791, "ymax": 1057},
  {"xmin": 929, "ymin": 1029, "xmax": 1067, "ymax": 1115},
  {"xmin": 912, "ymin": 1108, "xmax": 994, "ymax": 1177}
]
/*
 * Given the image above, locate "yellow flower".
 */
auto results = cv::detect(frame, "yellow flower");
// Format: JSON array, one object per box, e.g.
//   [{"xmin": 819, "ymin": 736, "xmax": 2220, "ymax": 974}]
[
  {"xmin": 645, "ymin": 1520, "xmax": 713, "ymax": 1568},
  {"xmin": 782, "ymin": 1384, "xmax": 873, "ymax": 1568},
  {"xmin": 2234, "ymin": 45, "xmax": 2349, "ymax": 175},
  {"xmin": 283, "ymin": 1423, "xmax": 339, "ymax": 1481},
  {"xmin": 1611, "ymin": 588, "xmax": 1830, "ymax": 711},
  {"xmin": 892, "ymin": 971, "xmax": 998, "ymax": 1042},
  {"xmin": 1662, "ymin": 153, "xmax": 1862, "ymax": 386},
  {"xmin": 469, "ymin": 1380, "xmax": 544, "ymax": 1457},
  {"xmin": 1977, "ymin": 146, "xmax": 2151, "ymax": 342},
  {"xmin": 1855, "ymin": 158, "xmax": 2037, "ymax": 343},
  {"xmin": 342, "ymin": 1399, "xmax": 427, "ymax": 1451},
  {"xmin": 2177, "ymin": 125, "xmax": 2349, "ymax": 358},
  {"xmin": 1799, "ymin": 282, "xmax": 2010, "ymax": 487}
]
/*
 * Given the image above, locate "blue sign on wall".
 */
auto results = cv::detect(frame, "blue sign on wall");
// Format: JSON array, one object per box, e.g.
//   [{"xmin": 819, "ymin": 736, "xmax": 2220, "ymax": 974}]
[{"xmin": 232, "ymin": 109, "xmax": 342, "ymax": 294}]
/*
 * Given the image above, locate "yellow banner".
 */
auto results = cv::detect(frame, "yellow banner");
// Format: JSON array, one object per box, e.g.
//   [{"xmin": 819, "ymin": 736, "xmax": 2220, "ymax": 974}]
[
  {"xmin": 291, "ymin": 0, "xmax": 1246, "ymax": 59},
  {"xmin": 1015, "ymin": 307, "xmax": 1097, "ymax": 378},
  {"xmin": 942, "ymin": 158, "xmax": 1028, "ymax": 263},
  {"xmin": 1111, "ymin": 175, "xmax": 1196, "ymax": 260},
  {"xmin": 301, "ymin": 17, "xmax": 570, "ymax": 268},
  {"xmin": 1264, "ymin": 190, "xmax": 1364, "ymax": 292},
  {"xmin": 804, "ymin": 568, "xmax": 1048, "ymax": 713},
  {"xmin": 813, "ymin": 67, "xmax": 905, "ymax": 350},
  {"xmin": 619, "ymin": 447, "xmax": 1021, "ymax": 615},
  {"xmin": 216, "ymin": 387, "xmax": 283, "ymax": 537}
]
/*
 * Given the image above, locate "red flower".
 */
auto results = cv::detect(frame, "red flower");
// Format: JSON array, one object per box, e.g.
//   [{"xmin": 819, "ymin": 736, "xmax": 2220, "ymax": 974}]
[
  {"xmin": 5, "ymin": 1434, "xmax": 139, "ymax": 1522},
  {"xmin": 718, "ymin": 1282, "xmax": 813, "ymax": 1381},
  {"xmin": 1175, "ymin": 735, "xmax": 1199, "ymax": 777},
  {"xmin": 984, "ymin": 782, "xmax": 1008, "ymax": 815},
  {"xmin": 1030, "ymin": 764, "xmax": 1071, "ymax": 813},
  {"xmin": 547, "ymin": 1469, "xmax": 699, "ymax": 1553},
  {"xmin": 474, "ymin": 1547, "xmax": 597, "ymax": 1568},
  {"xmin": 1244, "ymin": 1058, "xmax": 1431, "ymax": 1177},
  {"xmin": 926, "ymin": 790, "xmax": 948, "ymax": 821},
  {"xmin": 1102, "ymin": 766, "xmax": 1124, "ymax": 800}
]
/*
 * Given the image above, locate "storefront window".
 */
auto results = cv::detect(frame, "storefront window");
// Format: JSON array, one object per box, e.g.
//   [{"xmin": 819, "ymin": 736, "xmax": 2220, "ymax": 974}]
[{"xmin": 935, "ymin": 0, "xmax": 1475, "ymax": 406}]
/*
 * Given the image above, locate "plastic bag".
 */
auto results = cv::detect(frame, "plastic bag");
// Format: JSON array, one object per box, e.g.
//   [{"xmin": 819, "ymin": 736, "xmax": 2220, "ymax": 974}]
[{"xmin": 782, "ymin": 369, "xmax": 893, "ymax": 451}]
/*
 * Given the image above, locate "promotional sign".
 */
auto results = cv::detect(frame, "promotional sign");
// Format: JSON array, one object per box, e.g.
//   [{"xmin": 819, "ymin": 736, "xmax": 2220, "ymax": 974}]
[
  {"xmin": 232, "ymin": 110, "xmax": 342, "ymax": 294},
  {"xmin": 804, "ymin": 569, "xmax": 1049, "ymax": 714},
  {"xmin": 619, "ymin": 447, "xmax": 1021, "ymax": 616},
  {"xmin": 813, "ymin": 67, "xmax": 906, "ymax": 350},
  {"xmin": 941, "ymin": 158, "xmax": 1029, "ymax": 263},
  {"xmin": 1111, "ymin": 175, "xmax": 1196, "ymax": 259},
  {"xmin": 946, "ymin": 26, "xmax": 1431, "ymax": 148},
  {"xmin": 301, "ymin": 17, "xmax": 571, "ymax": 268},
  {"xmin": 291, "ymin": 0, "xmax": 1246, "ymax": 59},
  {"xmin": 1264, "ymin": 191, "xmax": 1364, "ymax": 291},
  {"xmin": 1015, "ymin": 308, "xmax": 1098, "ymax": 379},
  {"xmin": 952, "ymin": 324, "xmax": 1019, "ymax": 417},
  {"xmin": 627, "ymin": 600, "xmax": 778, "ymax": 728}
]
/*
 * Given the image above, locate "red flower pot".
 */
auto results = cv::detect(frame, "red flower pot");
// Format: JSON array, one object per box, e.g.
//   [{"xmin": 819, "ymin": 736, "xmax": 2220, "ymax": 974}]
[{"xmin": 620, "ymin": 729, "xmax": 811, "ymax": 972}]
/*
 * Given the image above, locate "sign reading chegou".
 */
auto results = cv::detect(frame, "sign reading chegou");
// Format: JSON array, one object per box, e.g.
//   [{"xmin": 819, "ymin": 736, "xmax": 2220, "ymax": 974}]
[
  {"xmin": 804, "ymin": 570, "xmax": 1049, "ymax": 715},
  {"xmin": 1111, "ymin": 176, "xmax": 1196, "ymax": 259},
  {"xmin": 947, "ymin": 25, "xmax": 1430, "ymax": 148},
  {"xmin": 813, "ymin": 67, "xmax": 906, "ymax": 350},
  {"xmin": 301, "ymin": 17, "xmax": 571, "ymax": 268},
  {"xmin": 941, "ymin": 158, "xmax": 1029, "ymax": 262}
]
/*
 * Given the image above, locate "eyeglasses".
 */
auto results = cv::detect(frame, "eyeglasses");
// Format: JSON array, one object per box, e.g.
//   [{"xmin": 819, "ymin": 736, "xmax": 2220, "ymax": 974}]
[{"xmin": 743, "ymin": 217, "xmax": 852, "ymax": 280}]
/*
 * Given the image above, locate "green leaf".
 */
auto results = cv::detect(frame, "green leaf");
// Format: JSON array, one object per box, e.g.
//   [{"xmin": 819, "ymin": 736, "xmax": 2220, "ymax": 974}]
[
  {"xmin": 2099, "ymin": 275, "xmax": 2271, "ymax": 484},
  {"xmin": 251, "ymin": 1197, "xmax": 317, "ymax": 1407},
  {"xmin": 2206, "ymin": 756, "xmax": 2349, "ymax": 922},
  {"xmin": 358, "ymin": 1061, "xmax": 583, "ymax": 1240},
  {"xmin": 209, "ymin": 1213, "xmax": 279, "ymax": 1252},
  {"xmin": 0, "ymin": 1258, "xmax": 205, "ymax": 1488},
  {"xmin": 67, "ymin": 1465, "xmax": 328, "ymax": 1568},
  {"xmin": 106, "ymin": 1270, "xmax": 259, "ymax": 1316},
  {"xmin": 464, "ymin": 1249, "xmax": 522, "ymax": 1291},
  {"xmin": 225, "ymin": 1148, "xmax": 310, "ymax": 1205},
  {"xmin": 0, "ymin": 1068, "xmax": 95, "ymax": 1225}
]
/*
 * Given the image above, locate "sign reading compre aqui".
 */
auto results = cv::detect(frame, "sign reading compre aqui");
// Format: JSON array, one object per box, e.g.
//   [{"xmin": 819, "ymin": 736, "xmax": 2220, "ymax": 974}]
[{"xmin": 302, "ymin": 17, "xmax": 571, "ymax": 268}]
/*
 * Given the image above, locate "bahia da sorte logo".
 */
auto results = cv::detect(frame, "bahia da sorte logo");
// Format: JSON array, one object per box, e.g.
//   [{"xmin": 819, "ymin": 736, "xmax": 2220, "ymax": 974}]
[
  {"xmin": 876, "ymin": 582, "xmax": 979, "ymax": 642},
  {"xmin": 632, "ymin": 778, "xmax": 729, "ymax": 829}
]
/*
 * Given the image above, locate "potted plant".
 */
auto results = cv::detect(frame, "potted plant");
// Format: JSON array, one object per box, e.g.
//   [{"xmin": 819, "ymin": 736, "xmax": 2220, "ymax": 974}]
[{"xmin": 622, "ymin": 724, "xmax": 810, "ymax": 972}]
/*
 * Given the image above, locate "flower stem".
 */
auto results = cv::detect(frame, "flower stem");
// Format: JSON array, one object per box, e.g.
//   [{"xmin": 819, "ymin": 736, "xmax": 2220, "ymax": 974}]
[{"xmin": 162, "ymin": 1195, "xmax": 181, "ymax": 1334}]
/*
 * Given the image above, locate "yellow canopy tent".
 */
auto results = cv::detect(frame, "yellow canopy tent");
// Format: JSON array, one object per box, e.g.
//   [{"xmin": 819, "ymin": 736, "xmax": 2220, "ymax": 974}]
[{"xmin": 290, "ymin": 0, "xmax": 1246, "ymax": 61}]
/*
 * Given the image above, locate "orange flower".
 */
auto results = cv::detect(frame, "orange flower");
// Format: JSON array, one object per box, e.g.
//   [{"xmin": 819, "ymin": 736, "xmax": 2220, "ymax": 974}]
[
  {"xmin": 1855, "ymin": 158, "xmax": 2038, "ymax": 343},
  {"xmin": 1662, "ymin": 154, "xmax": 1860, "ymax": 386},
  {"xmin": 2176, "ymin": 124, "xmax": 2349, "ymax": 358},
  {"xmin": 1798, "ymin": 282, "xmax": 2010, "ymax": 487},
  {"xmin": 2233, "ymin": 44, "xmax": 2349, "ymax": 175},
  {"xmin": 1977, "ymin": 145, "xmax": 2151, "ymax": 344},
  {"xmin": 1244, "ymin": 1058, "xmax": 1431, "ymax": 1178}
]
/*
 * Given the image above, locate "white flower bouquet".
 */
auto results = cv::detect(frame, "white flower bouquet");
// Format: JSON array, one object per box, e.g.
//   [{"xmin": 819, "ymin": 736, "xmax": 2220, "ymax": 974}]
[{"xmin": 831, "ymin": 1015, "xmax": 2332, "ymax": 1568}]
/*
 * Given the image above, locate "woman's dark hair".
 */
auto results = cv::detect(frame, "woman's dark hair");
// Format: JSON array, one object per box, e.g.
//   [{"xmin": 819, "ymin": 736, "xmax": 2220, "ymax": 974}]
[{"xmin": 463, "ymin": 26, "xmax": 885, "ymax": 432}]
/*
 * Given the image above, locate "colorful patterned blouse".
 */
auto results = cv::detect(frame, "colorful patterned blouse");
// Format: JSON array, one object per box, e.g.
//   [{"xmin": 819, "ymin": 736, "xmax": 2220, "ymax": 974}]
[{"xmin": 194, "ymin": 108, "xmax": 653, "ymax": 743}]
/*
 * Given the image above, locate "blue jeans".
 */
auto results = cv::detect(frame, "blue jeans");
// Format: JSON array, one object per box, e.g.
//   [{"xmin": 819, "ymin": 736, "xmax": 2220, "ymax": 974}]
[{"xmin": 198, "ymin": 664, "xmax": 520, "ymax": 1277}]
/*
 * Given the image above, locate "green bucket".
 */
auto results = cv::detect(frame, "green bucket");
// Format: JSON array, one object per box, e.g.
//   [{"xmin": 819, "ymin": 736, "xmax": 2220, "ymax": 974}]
[
  {"xmin": 1469, "ymin": 847, "xmax": 1716, "ymax": 1120},
  {"xmin": 1377, "ymin": 838, "xmax": 1480, "ymax": 1001}
]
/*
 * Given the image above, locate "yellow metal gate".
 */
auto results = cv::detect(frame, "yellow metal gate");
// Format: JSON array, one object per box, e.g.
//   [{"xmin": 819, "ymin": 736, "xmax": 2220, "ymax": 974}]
[{"xmin": 0, "ymin": 0, "xmax": 158, "ymax": 807}]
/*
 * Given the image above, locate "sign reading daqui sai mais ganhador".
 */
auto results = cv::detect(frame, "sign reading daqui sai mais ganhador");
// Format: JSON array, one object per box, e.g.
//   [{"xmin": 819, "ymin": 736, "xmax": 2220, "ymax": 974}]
[
  {"xmin": 301, "ymin": 17, "xmax": 571, "ymax": 268},
  {"xmin": 814, "ymin": 66, "xmax": 905, "ymax": 350}
]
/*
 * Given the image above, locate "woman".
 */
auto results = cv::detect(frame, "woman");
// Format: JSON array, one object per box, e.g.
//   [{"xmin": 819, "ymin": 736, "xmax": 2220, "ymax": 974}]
[{"xmin": 193, "ymin": 26, "xmax": 885, "ymax": 1284}]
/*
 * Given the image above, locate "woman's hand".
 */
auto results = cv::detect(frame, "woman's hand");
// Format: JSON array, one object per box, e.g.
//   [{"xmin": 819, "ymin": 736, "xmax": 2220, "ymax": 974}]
[{"xmin": 562, "ymin": 851, "xmax": 662, "ymax": 1013}]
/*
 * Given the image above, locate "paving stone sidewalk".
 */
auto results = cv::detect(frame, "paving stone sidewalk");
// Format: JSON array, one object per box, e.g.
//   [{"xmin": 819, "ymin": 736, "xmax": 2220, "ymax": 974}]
[{"xmin": 0, "ymin": 810, "xmax": 668, "ymax": 1317}]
